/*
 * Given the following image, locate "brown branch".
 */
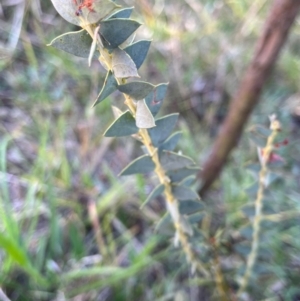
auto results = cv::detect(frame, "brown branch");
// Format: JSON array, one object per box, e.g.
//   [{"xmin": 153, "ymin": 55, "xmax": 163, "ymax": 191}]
[{"xmin": 199, "ymin": 0, "xmax": 300, "ymax": 196}]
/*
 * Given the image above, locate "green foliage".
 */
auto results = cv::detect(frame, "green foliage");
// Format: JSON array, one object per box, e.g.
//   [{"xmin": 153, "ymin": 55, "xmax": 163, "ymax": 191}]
[
  {"xmin": 104, "ymin": 111, "xmax": 138, "ymax": 137},
  {"xmin": 94, "ymin": 70, "xmax": 118, "ymax": 105},
  {"xmin": 117, "ymin": 81, "xmax": 154, "ymax": 99},
  {"xmin": 46, "ymin": 0, "xmax": 210, "ymax": 294},
  {"xmin": 124, "ymin": 40, "xmax": 151, "ymax": 69},
  {"xmin": 48, "ymin": 29, "xmax": 96, "ymax": 58},
  {"xmin": 119, "ymin": 155, "xmax": 155, "ymax": 176},
  {"xmin": 1, "ymin": 0, "xmax": 300, "ymax": 300}
]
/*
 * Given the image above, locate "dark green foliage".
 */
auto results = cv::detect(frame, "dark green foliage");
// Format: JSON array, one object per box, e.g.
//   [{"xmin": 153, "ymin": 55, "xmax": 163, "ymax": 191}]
[
  {"xmin": 160, "ymin": 151, "xmax": 195, "ymax": 171},
  {"xmin": 100, "ymin": 19, "xmax": 141, "ymax": 49},
  {"xmin": 167, "ymin": 167, "xmax": 200, "ymax": 183},
  {"xmin": 94, "ymin": 71, "xmax": 118, "ymax": 106},
  {"xmin": 48, "ymin": 29, "xmax": 97, "ymax": 58},
  {"xmin": 117, "ymin": 81, "xmax": 154, "ymax": 99},
  {"xmin": 159, "ymin": 131, "xmax": 182, "ymax": 153},
  {"xmin": 172, "ymin": 184, "xmax": 200, "ymax": 201},
  {"xmin": 119, "ymin": 155, "xmax": 155, "ymax": 176},
  {"xmin": 148, "ymin": 114, "xmax": 179, "ymax": 147},
  {"xmin": 104, "ymin": 111, "xmax": 138, "ymax": 137},
  {"xmin": 179, "ymin": 200, "xmax": 205, "ymax": 215},
  {"xmin": 145, "ymin": 84, "xmax": 168, "ymax": 116},
  {"xmin": 140, "ymin": 184, "xmax": 165, "ymax": 209},
  {"xmin": 124, "ymin": 40, "xmax": 151, "ymax": 69}
]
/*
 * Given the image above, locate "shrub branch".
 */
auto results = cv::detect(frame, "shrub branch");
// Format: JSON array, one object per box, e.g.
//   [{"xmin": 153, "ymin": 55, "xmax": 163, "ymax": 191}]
[
  {"xmin": 238, "ymin": 116, "xmax": 281, "ymax": 295},
  {"xmin": 199, "ymin": 0, "xmax": 300, "ymax": 195},
  {"xmin": 81, "ymin": 24, "xmax": 210, "ymax": 277}
]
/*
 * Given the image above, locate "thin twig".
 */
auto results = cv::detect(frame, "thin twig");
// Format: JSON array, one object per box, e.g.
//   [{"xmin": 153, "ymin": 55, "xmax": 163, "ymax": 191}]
[{"xmin": 238, "ymin": 117, "xmax": 281, "ymax": 295}]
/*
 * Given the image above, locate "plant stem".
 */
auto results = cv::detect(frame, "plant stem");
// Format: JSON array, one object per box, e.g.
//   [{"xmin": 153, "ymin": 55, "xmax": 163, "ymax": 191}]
[
  {"xmin": 238, "ymin": 117, "xmax": 281, "ymax": 295},
  {"xmin": 85, "ymin": 23, "xmax": 210, "ymax": 277},
  {"xmin": 88, "ymin": 199, "xmax": 108, "ymax": 260}
]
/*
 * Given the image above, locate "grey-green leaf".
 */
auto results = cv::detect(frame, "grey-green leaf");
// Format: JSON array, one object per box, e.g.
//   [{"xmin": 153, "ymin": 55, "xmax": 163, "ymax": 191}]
[
  {"xmin": 48, "ymin": 30, "xmax": 98, "ymax": 58},
  {"xmin": 145, "ymin": 83, "xmax": 168, "ymax": 116},
  {"xmin": 188, "ymin": 212, "xmax": 205, "ymax": 224},
  {"xmin": 172, "ymin": 185, "xmax": 200, "ymax": 201},
  {"xmin": 119, "ymin": 155, "xmax": 155, "ymax": 176},
  {"xmin": 179, "ymin": 200, "xmax": 205, "ymax": 215},
  {"xmin": 250, "ymin": 125, "xmax": 272, "ymax": 137},
  {"xmin": 112, "ymin": 48, "xmax": 139, "ymax": 78},
  {"xmin": 100, "ymin": 18, "xmax": 141, "ymax": 49},
  {"xmin": 124, "ymin": 40, "xmax": 151, "ymax": 69},
  {"xmin": 167, "ymin": 167, "xmax": 200, "ymax": 183},
  {"xmin": 249, "ymin": 134, "xmax": 266, "ymax": 148},
  {"xmin": 140, "ymin": 184, "xmax": 165, "ymax": 209},
  {"xmin": 136, "ymin": 100, "xmax": 156, "ymax": 129},
  {"xmin": 239, "ymin": 224, "xmax": 253, "ymax": 240},
  {"xmin": 148, "ymin": 113, "xmax": 179, "ymax": 147},
  {"xmin": 159, "ymin": 131, "xmax": 182, "ymax": 153},
  {"xmin": 234, "ymin": 242, "xmax": 251, "ymax": 257},
  {"xmin": 117, "ymin": 81, "xmax": 154, "ymax": 99},
  {"xmin": 93, "ymin": 71, "xmax": 118, "ymax": 106},
  {"xmin": 50, "ymin": 0, "xmax": 120, "ymax": 26},
  {"xmin": 108, "ymin": 7, "xmax": 134, "ymax": 19},
  {"xmin": 240, "ymin": 204, "xmax": 255, "ymax": 218},
  {"xmin": 155, "ymin": 213, "xmax": 173, "ymax": 235},
  {"xmin": 104, "ymin": 111, "xmax": 138, "ymax": 137},
  {"xmin": 245, "ymin": 183, "xmax": 259, "ymax": 198},
  {"xmin": 160, "ymin": 151, "xmax": 195, "ymax": 171},
  {"xmin": 180, "ymin": 175, "xmax": 196, "ymax": 187}
]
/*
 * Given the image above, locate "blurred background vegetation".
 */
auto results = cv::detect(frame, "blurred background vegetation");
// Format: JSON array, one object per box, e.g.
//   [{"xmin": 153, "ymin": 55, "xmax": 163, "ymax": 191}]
[{"xmin": 1, "ymin": 0, "xmax": 300, "ymax": 300}]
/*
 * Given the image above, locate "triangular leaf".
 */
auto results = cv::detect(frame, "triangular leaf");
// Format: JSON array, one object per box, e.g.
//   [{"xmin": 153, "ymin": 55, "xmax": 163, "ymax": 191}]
[
  {"xmin": 239, "ymin": 224, "xmax": 253, "ymax": 240},
  {"xmin": 119, "ymin": 155, "xmax": 155, "ymax": 176},
  {"xmin": 140, "ymin": 184, "xmax": 165, "ymax": 209},
  {"xmin": 245, "ymin": 163, "xmax": 261, "ymax": 178},
  {"xmin": 112, "ymin": 48, "xmax": 139, "ymax": 78},
  {"xmin": 48, "ymin": 30, "xmax": 97, "ymax": 58},
  {"xmin": 108, "ymin": 7, "xmax": 134, "ymax": 19},
  {"xmin": 148, "ymin": 113, "xmax": 179, "ymax": 147},
  {"xmin": 245, "ymin": 182, "xmax": 259, "ymax": 198},
  {"xmin": 160, "ymin": 151, "xmax": 195, "ymax": 171},
  {"xmin": 179, "ymin": 200, "xmax": 204, "ymax": 214},
  {"xmin": 179, "ymin": 200, "xmax": 205, "ymax": 215},
  {"xmin": 159, "ymin": 131, "xmax": 182, "ymax": 153},
  {"xmin": 249, "ymin": 134, "xmax": 266, "ymax": 148},
  {"xmin": 240, "ymin": 203, "xmax": 255, "ymax": 218},
  {"xmin": 188, "ymin": 212, "xmax": 205, "ymax": 224},
  {"xmin": 155, "ymin": 213, "xmax": 173, "ymax": 236},
  {"xmin": 136, "ymin": 100, "xmax": 156, "ymax": 129},
  {"xmin": 145, "ymin": 83, "xmax": 168, "ymax": 116},
  {"xmin": 124, "ymin": 40, "xmax": 151, "ymax": 69},
  {"xmin": 172, "ymin": 185, "xmax": 200, "ymax": 201},
  {"xmin": 167, "ymin": 167, "xmax": 200, "ymax": 183},
  {"xmin": 234, "ymin": 242, "xmax": 251, "ymax": 257},
  {"xmin": 249, "ymin": 125, "xmax": 272, "ymax": 137},
  {"xmin": 179, "ymin": 175, "xmax": 196, "ymax": 187},
  {"xmin": 104, "ymin": 111, "xmax": 138, "ymax": 137},
  {"xmin": 93, "ymin": 71, "xmax": 118, "ymax": 106},
  {"xmin": 252, "ymin": 263, "xmax": 271, "ymax": 277},
  {"xmin": 100, "ymin": 18, "xmax": 141, "ymax": 49},
  {"xmin": 117, "ymin": 81, "xmax": 154, "ymax": 99},
  {"xmin": 50, "ymin": 0, "xmax": 120, "ymax": 26}
]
